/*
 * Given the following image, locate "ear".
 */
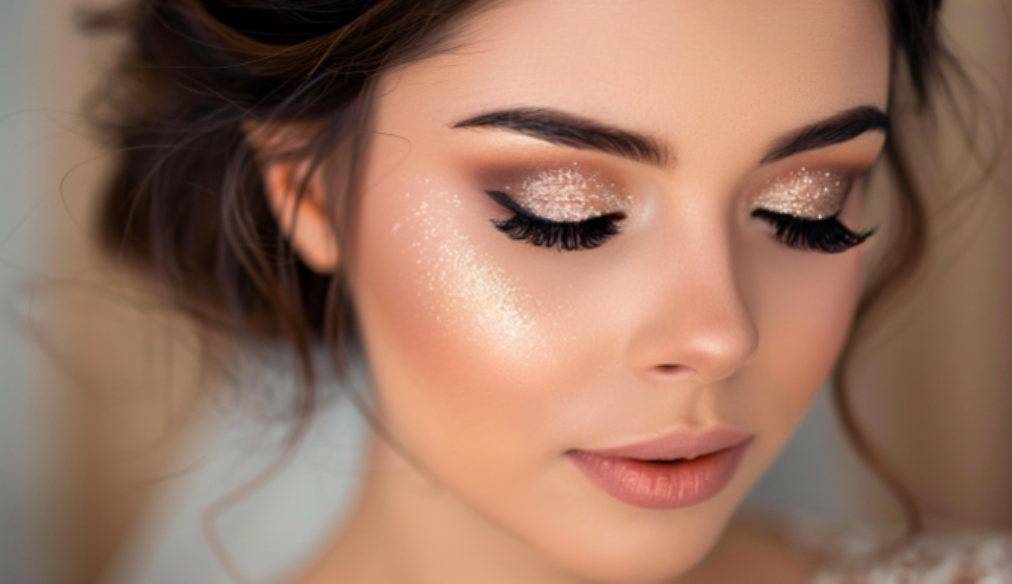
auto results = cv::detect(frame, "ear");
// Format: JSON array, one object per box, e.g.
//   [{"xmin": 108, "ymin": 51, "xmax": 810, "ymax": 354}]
[{"xmin": 249, "ymin": 126, "xmax": 340, "ymax": 273}]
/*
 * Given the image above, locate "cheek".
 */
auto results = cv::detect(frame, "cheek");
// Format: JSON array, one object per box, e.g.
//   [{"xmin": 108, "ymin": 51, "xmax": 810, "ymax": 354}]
[
  {"xmin": 765, "ymin": 259, "xmax": 863, "ymax": 392},
  {"xmin": 349, "ymin": 173, "xmax": 579, "ymax": 470},
  {"xmin": 741, "ymin": 229, "xmax": 866, "ymax": 443}
]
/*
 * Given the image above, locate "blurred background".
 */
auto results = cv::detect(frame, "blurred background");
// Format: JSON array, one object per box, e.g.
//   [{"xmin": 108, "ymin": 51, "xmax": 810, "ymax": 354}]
[{"xmin": 0, "ymin": 1, "xmax": 1009, "ymax": 583}]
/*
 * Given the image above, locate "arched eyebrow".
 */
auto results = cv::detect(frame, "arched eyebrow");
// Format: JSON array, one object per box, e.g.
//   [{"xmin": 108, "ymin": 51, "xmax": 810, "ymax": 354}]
[
  {"xmin": 452, "ymin": 107, "xmax": 671, "ymax": 167},
  {"xmin": 452, "ymin": 105, "xmax": 889, "ymax": 167},
  {"xmin": 761, "ymin": 106, "xmax": 890, "ymax": 164}
]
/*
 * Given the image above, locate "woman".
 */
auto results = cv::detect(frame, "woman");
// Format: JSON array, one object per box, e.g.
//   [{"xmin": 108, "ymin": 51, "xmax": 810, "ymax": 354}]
[{"xmin": 88, "ymin": 0, "xmax": 1012, "ymax": 582}]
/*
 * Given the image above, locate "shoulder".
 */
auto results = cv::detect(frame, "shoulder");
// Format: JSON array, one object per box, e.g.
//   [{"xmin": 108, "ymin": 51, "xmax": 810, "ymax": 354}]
[
  {"xmin": 811, "ymin": 528, "xmax": 1012, "ymax": 583},
  {"xmin": 766, "ymin": 515, "xmax": 1012, "ymax": 584}
]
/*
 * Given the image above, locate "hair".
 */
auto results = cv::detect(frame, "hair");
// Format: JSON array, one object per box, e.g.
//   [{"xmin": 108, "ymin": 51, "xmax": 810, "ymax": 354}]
[{"xmin": 85, "ymin": 0, "xmax": 965, "ymax": 538}]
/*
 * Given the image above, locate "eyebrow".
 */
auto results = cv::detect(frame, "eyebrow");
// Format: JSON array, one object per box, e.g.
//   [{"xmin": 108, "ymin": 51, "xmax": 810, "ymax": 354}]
[
  {"xmin": 761, "ymin": 106, "xmax": 890, "ymax": 164},
  {"xmin": 452, "ymin": 105, "xmax": 889, "ymax": 167},
  {"xmin": 452, "ymin": 107, "xmax": 670, "ymax": 167}
]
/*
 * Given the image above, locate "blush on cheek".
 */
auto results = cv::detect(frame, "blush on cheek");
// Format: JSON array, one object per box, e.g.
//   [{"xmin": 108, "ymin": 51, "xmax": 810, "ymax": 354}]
[
  {"xmin": 348, "ymin": 175, "xmax": 593, "ymax": 488},
  {"xmin": 353, "ymin": 175, "xmax": 573, "ymax": 412},
  {"xmin": 410, "ymin": 187, "xmax": 538, "ymax": 347},
  {"xmin": 772, "ymin": 252, "xmax": 865, "ymax": 417}
]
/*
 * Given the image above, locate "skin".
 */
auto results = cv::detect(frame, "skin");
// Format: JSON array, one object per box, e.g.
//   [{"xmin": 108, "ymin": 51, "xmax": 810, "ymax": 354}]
[{"xmin": 263, "ymin": 0, "xmax": 890, "ymax": 582}]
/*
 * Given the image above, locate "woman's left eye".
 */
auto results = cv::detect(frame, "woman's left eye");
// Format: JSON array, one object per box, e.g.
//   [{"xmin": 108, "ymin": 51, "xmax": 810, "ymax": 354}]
[
  {"xmin": 749, "ymin": 167, "xmax": 874, "ymax": 253},
  {"xmin": 751, "ymin": 209, "xmax": 874, "ymax": 253},
  {"xmin": 485, "ymin": 190, "xmax": 625, "ymax": 251}
]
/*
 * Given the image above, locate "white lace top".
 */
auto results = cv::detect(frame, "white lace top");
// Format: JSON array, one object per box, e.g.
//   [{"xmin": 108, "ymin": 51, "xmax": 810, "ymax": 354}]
[{"xmin": 793, "ymin": 524, "xmax": 1012, "ymax": 583}]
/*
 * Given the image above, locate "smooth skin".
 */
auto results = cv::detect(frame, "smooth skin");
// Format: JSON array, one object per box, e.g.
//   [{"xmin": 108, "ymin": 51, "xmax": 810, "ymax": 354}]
[{"xmin": 261, "ymin": 0, "xmax": 890, "ymax": 582}]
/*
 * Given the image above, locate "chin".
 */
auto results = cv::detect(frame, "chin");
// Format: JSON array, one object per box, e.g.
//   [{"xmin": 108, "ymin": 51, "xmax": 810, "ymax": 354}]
[
  {"xmin": 506, "ymin": 493, "xmax": 741, "ymax": 584},
  {"xmin": 542, "ymin": 519, "xmax": 728, "ymax": 583}
]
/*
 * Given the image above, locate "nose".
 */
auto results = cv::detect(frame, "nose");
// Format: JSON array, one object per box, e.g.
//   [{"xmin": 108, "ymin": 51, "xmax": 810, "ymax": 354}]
[{"xmin": 625, "ymin": 229, "xmax": 759, "ymax": 385}]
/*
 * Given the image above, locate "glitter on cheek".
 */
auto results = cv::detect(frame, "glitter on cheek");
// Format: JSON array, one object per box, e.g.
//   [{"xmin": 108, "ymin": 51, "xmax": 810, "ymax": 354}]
[
  {"xmin": 504, "ymin": 163, "xmax": 632, "ymax": 221},
  {"xmin": 401, "ymin": 180, "xmax": 556, "ymax": 355},
  {"xmin": 752, "ymin": 168, "xmax": 852, "ymax": 219}
]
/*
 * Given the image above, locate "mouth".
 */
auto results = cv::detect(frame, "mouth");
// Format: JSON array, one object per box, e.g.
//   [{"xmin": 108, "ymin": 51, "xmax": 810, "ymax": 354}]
[{"xmin": 566, "ymin": 430, "xmax": 753, "ymax": 510}]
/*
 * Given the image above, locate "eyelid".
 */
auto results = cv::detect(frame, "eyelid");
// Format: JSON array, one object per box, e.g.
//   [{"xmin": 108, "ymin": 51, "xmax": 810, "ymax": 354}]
[
  {"xmin": 486, "ymin": 189, "xmax": 626, "ymax": 224},
  {"xmin": 751, "ymin": 167, "xmax": 854, "ymax": 220},
  {"xmin": 486, "ymin": 189, "xmax": 543, "ymax": 220},
  {"xmin": 485, "ymin": 165, "xmax": 632, "ymax": 223}
]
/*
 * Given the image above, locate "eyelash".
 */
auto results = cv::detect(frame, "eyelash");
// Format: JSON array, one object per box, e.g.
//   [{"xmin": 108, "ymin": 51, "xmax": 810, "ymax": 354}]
[
  {"xmin": 485, "ymin": 190, "xmax": 874, "ymax": 254},
  {"xmin": 751, "ymin": 209, "xmax": 875, "ymax": 253},
  {"xmin": 486, "ymin": 190, "xmax": 625, "ymax": 251}
]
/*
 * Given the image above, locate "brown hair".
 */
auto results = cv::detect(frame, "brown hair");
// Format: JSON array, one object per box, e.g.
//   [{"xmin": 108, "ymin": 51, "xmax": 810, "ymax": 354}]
[{"xmin": 87, "ymin": 0, "xmax": 962, "ymax": 535}]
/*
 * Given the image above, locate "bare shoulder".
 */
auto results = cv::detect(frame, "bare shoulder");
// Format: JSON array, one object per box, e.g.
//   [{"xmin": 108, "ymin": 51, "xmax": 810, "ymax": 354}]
[
  {"xmin": 709, "ymin": 513, "xmax": 1012, "ymax": 584},
  {"xmin": 810, "ymin": 526, "xmax": 1012, "ymax": 583}
]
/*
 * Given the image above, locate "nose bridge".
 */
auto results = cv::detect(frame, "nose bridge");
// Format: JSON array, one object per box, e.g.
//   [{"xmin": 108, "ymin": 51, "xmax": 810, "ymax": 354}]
[{"xmin": 627, "ymin": 214, "xmax": 759, "ymax": 384}]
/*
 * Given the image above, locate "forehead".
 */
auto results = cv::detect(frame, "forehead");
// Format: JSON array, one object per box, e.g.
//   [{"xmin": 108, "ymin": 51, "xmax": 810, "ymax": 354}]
[{"xmin": 387, "ymin": 0, "xmax": 890, "ymax": 165}]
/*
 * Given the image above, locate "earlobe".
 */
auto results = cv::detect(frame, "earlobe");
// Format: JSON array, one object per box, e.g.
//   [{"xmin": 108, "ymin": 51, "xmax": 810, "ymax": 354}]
[{"xmin": 261, "ymin": 158, "xmax": 341, "ymax": 274}]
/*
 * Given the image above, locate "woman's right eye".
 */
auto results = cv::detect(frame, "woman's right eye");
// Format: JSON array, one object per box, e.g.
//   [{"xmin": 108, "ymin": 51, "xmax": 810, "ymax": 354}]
[{"xmin": 485, "ymin": 190, "xmax": 625, "ymax": 251}]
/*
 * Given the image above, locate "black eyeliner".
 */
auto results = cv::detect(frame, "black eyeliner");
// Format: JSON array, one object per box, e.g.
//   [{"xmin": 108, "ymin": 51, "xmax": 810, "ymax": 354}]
[
  {"xmin": 485, "ymin": 189, "xmax": 543, "ymax": 220},
  {"xmin": 484, "ymin": 189, "xmax": 625, "ymax": 251}
]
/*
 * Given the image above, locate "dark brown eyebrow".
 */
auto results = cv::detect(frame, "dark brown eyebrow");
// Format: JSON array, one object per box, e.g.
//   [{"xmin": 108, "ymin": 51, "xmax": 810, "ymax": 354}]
[
  {"xmin": 452, "ymin": 107, "xmax": 670, "ymax": 167},
  {"xmin": 761, "ymin": 106, "xmax": 890, "ymax": 164},
  {"xmin": 453, "ymin": 105, "xmax": 888, "ymax": 168}
]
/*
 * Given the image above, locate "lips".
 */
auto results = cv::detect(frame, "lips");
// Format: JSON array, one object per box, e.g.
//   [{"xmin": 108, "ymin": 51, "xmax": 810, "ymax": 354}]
[{"xmin": 567, "ymin": 429, "xmax": 753, "ymax": 510}]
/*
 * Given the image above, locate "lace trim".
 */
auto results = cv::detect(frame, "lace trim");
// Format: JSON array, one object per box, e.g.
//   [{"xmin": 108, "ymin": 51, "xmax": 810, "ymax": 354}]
[{"xmin": 805, "ymin": 528, "xmax": 1012, "ymax": 583}]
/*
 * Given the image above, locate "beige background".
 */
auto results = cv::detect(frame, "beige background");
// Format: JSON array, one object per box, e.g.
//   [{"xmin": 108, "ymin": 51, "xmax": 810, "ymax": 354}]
[
  {"xmin": 847, "ymin": 1, "xmax": 1012, "ymax": 526},
  {"xmin": 4, "ymin": 0, "xmax": 1008, "ymax": 582}
]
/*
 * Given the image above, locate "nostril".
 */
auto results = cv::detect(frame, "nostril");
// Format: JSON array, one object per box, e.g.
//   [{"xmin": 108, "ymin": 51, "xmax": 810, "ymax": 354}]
[
  {"xmin": 654, "ymin": 364, "xmax": 689, "ymax": 375},
  {"xmin": 648, "ymin": 364, "xmax": 696, "ymax": 382}
]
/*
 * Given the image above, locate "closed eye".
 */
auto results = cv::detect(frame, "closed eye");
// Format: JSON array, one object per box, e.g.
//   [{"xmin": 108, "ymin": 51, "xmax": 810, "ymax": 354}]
[
  {"xmin": 485, "ymin": 190, "xmax": 625, "ymax": 251},
  {"xmin": 751, "ymin": 209, "xmax": 875, "ymax": 253}
]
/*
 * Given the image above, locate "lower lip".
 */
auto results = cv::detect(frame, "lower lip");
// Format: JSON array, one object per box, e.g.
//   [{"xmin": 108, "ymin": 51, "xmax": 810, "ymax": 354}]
[{"xmin": 567, "ymin": 442, "xmax": 750, "ymax": 510}]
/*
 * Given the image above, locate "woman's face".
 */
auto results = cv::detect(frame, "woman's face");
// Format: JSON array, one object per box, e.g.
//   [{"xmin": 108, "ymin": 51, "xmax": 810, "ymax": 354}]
[{"xmin": 343, "ymin": 0, "xmax": 889, "ymax": 580}]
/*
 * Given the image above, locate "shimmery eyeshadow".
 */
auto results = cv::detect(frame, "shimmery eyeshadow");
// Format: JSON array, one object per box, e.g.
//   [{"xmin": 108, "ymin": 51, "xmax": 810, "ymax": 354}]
[
  {"xmin": 752, "ymin": 168, "xmax": 851, "ymax": 219},
  {"xmin": 503, "ymin": 164, "xmax": 631, "ymax": 221}
]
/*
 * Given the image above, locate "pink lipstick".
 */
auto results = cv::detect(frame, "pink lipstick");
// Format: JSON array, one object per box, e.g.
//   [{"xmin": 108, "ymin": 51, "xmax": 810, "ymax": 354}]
[{"xmin": 567, "ymin": 429, "xmax": 752, "ymax": 510}]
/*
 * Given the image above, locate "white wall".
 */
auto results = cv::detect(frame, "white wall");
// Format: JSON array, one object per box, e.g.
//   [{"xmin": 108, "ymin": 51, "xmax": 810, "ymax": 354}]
[{"xmin": 0, "ymin": 1, "xmax": 50, "ymax": 582}]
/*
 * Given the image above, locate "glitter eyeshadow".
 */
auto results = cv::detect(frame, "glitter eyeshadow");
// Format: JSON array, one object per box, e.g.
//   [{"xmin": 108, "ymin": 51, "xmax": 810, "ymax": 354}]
[
  {"xmin": 502, "ymin": 164, "xmax": 631, "ymax": 222},
  {"xmin": 752, "ymin": 168, "xmax": 851, "ymax": 220}
]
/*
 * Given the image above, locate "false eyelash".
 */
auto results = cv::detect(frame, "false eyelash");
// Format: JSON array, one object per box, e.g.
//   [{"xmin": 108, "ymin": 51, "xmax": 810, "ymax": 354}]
[
  {"xmin": 751, "ymin": 209, "xmax": 875, "ymax": 253},
  {"xmin": 485, "ymin": 190, "xmax": 624, "ymax": 251},
  {"xmin": 493, "ymin": 213, "xmax": 621, "ymax": 251}
]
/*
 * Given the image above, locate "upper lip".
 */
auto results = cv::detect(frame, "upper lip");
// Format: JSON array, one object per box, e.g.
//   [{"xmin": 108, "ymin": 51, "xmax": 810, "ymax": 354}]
[{"xmin": 574, "ymin": 428, "xmax": 753, "ymax": 462}]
